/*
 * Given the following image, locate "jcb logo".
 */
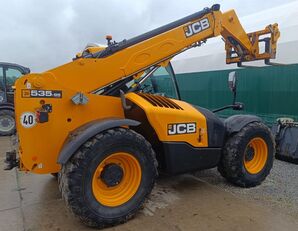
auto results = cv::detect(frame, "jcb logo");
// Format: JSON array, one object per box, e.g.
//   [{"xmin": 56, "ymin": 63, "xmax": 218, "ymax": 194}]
[
  {"xmin": 184, "ymin": 18, "xmax": 210, "ymax": 38},
  {"xmin": 168, "ymin": 123, "xmax": 196, "ymax": 135}
]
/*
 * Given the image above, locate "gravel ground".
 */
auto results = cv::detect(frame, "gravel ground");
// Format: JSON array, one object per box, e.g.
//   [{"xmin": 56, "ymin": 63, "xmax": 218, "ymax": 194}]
[
  {"xmin": 8, "ymin": 136, "xmax": 298, "ymax": 222},
  {"xmin": 193, "ymin": 159, "xmax": 298, "ymax": 219}
]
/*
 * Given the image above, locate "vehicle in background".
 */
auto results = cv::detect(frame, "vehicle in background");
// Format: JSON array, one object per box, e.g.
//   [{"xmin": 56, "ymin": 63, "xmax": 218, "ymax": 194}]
[{"xmin": 0, "ymin": 62, "xmax": 30, "ymax": 135}]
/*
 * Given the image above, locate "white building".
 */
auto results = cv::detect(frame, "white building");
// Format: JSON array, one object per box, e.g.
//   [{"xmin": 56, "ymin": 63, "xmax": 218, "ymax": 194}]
[{"xmin": 172, "ymin": 1, "xmax": 298, "ymax": 74}]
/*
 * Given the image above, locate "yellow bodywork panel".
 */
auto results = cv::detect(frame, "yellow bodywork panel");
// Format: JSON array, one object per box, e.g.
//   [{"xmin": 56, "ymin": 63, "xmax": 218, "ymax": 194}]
[
  {"xmin": 14, "ymin": 74, "xmax": 124, "ymax": 174},
  {"xmin": 125, "ymin": 93, "xmax": 208, "ymax": 148}
]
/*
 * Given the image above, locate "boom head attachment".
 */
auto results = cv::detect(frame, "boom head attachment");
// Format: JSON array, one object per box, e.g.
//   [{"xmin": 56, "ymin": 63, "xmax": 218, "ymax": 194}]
[{"xmin": 224, "ymin": 22, "xmax": 280, "ymax": 65}]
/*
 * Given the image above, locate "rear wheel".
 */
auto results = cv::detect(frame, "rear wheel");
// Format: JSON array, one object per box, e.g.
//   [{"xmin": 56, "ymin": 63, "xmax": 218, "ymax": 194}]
[
  {"xmin": 218, "ymin": 122, "xmax": 274, "ymax": 188},
  {"xmin": 59, "ymin": 128, "xmax": 157, "ymax": 228},
  {"xmin": 0, "ymin": 109, "xmax": 15, "ymax": 136}
]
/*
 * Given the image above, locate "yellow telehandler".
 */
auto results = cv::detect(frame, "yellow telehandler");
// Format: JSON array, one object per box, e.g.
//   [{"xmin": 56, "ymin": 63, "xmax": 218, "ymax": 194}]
[{"xmin": 5, "ymin": 4, "xmax": 280, "ymax": 228}]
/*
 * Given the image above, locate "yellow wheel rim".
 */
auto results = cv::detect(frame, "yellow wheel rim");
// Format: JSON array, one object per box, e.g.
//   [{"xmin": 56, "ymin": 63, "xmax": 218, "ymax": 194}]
[
  {"xmin": 244, "ymin": 137, "xmax": 268, "ymax": 174},
  {"xmin": 92, "ymin": 152, "xmax": 142, "ymax": 207}
]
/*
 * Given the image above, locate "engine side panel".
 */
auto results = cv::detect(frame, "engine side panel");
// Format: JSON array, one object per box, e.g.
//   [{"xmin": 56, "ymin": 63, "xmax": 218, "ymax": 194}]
[
  {"xmin": 124, "ymin": 93, "xmax": 223, "ymax": 174},
  {"xmin": 125, "ymin": 92, "xmax": 208, "ymax": 148}
]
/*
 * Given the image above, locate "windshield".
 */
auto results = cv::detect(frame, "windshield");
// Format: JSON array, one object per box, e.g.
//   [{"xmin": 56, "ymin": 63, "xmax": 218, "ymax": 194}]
[
  {"xmin": 94, "ymin": 63, "xmax": 180, "ymax": 99},
  {"xmin": 129, "ymin": 64, "xmax": 180, "ymax": 99}
]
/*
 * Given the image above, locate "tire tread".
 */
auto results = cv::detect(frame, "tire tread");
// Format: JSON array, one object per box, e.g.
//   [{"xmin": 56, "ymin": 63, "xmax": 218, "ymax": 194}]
[
  {"xmin": 218, "ymin": 122, "xmax": 275, "ymax": 188},
  {"xmin": 59, "ymin": 127, "xmax": 157, "ymax": 228}
]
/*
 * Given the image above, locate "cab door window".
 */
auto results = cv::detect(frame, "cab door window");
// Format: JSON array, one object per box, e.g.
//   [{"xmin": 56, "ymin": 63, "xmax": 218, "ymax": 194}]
[
  {"xmin": 5, "ymin": 68, "xmax": 22, "ymax": 92},
  {"xmin": 141, "ymin": 65, "xmax": 180, "ymax": 99}
]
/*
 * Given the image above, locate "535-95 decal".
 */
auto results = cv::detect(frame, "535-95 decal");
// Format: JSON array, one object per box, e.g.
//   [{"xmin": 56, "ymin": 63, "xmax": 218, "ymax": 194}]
[{"xmin": 22, "ymin": 89, "xmax": 62, "ymax": 98}]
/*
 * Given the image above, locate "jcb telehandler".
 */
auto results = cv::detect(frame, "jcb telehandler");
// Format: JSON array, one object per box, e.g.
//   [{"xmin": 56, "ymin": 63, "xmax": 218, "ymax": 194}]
[{"xmin": 5, "ymin": 4, "xmax": 280, "ymax": 228}]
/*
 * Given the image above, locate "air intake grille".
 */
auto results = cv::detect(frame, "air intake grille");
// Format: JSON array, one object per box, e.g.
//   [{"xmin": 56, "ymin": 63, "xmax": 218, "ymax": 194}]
[{"xmin": 138, "ymin": 93, "xmax": 183, "ymax": 110}]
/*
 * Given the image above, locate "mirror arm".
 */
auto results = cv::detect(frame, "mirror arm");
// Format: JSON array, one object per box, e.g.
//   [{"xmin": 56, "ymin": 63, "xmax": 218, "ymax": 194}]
[
  {"xmin": 212, "ymin": 105, "xmax": 235, "ymax": 113},
  {"xmin": 212, "ymin": 102, "xmax": 244, "ymax": 113}
]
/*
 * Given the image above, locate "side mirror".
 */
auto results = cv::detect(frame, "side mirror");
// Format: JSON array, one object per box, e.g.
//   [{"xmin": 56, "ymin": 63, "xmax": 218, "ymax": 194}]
[{"xmin": 228, "ymin": 71, "xmax": 237, "ymax": 92}]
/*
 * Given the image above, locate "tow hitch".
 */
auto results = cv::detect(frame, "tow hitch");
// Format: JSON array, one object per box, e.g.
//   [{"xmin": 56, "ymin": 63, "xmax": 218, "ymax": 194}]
[{"xmin": 4, "ymin": 151, "xmax": 18, "ymax": 170}]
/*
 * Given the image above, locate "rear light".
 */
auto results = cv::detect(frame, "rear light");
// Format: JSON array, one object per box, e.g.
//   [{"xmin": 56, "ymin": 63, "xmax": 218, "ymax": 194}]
[
  {"xmin": 36, "ymin": 104, "xmax": 52, "ymax": 123},
  {"xmin": 36, "ymin": 111, "xmax": 49, "ymax": 123}
]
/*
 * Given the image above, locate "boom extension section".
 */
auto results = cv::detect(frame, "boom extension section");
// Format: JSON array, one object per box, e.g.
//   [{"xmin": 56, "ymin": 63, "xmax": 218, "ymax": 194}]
[
  {"xmin": 80, "ymin": 4, "xmax": 280, "ymax": 76},
  {"xmin": 49, "ymin": 4, "xmax": 280, "ymax": 94}
]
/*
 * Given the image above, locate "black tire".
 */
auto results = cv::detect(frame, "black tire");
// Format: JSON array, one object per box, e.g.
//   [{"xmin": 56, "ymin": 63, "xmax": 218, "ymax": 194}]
[
  {"xmin": 0, "ymin": 109, "xmax": 16, "ymax": 136},
  {"xmin": 59, "ymin": 127, "xmax": 158, "ymax": 228},
  {"xmin": 218, "ymin": 122, "xmax": 275, "ymax": 188}
]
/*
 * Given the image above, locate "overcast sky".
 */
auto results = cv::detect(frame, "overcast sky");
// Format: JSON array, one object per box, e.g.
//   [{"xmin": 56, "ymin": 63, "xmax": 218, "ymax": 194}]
[{"xmin": 0, "ymin": 0, "xmax": 296, "ymax": 72}]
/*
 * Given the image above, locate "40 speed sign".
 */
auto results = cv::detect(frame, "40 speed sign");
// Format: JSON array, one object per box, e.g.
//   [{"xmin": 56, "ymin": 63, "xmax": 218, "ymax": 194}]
[{"xmin": 20, "ymin": 112, "xmax": 37, "ymax": 128}]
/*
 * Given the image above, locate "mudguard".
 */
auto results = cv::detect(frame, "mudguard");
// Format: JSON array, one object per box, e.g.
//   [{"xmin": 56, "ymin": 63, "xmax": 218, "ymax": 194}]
[
  {"xmin": 224, "ymin": 115, "xmax": 262, "ymax": 135},
  {"xmin": 57, "ymin": 118, "xmax": 140, "ymax": 164}
]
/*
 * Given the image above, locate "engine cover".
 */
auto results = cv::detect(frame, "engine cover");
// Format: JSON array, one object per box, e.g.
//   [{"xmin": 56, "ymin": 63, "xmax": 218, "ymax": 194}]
[{"xmin": 125, "ymin": 92, "xmax": 208, "ymax": 148}]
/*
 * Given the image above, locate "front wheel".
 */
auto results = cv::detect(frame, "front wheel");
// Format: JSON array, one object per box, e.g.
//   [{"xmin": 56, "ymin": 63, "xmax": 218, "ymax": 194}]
[
  {"xmin": 218, "ymin": 122, "xmax": 275, "ymax": 188},
  {"xmin": 59, "ymin": 128, "xmax": 158, "ymax": 228},
  {"xmin": 0, "ymin": 109, "xmax": 16, "ymax": 136}
]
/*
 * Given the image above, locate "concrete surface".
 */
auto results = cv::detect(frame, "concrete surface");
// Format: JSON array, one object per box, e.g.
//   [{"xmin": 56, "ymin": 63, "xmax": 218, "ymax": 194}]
[{"xmin": 0, "ymin": 136, "xmax": 297, "ymax": 231}]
